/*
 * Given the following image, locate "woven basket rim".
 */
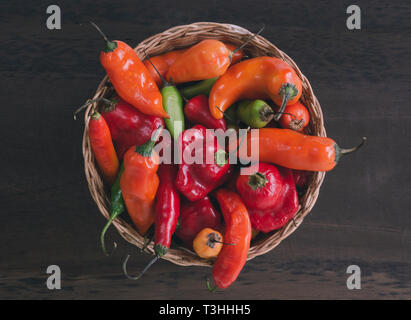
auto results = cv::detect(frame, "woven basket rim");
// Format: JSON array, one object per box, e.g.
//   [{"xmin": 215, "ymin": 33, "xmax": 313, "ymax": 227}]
[{"xmin": 81, "ymin": 22, "xmax": 326, "ymax": 267}]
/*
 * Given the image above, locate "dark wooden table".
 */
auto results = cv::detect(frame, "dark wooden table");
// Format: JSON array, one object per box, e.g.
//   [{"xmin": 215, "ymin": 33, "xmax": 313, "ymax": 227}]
[{"xmin": 1, "ymin": 0, "xmax": 410, "ymax": 299}]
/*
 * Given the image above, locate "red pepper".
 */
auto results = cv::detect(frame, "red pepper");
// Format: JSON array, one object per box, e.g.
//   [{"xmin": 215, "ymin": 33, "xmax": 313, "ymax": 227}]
[
  {"xmin": 154, "ymin": 164, "xmax": 180, "ymax": 257},
  {"xmin": 236, "ymin": 162, "xmax": 284, "ymax": 211},
  {"xmin": 101, "ymin": 98, "xmax": 164, "ymax": 159},
  {"xmin": 176, "ymin": 125, "xmax": 229, "ymax": 202},
  {"xmin": 292, "ymin": 169, "xmax": 310, "ymax": 190},
  {"xmin": 184, "ymin": 95, "xmax": 227, "ymax": 131},
  {"xmin": 247, "ymin": 166, "xmax": 299, "ymax": 233},
  {"xmin": 212, "ymin": 189, "xmax": 251, "ymax": 289},
  {"xmin": 176, "ymin": 196, "xmax": 221, "ymax": 249}
]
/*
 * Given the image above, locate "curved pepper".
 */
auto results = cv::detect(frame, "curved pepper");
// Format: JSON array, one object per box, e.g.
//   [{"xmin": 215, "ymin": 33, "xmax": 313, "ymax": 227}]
[
  {"xmin": 212, "ymin": 189, "xmax": 251, "ymax": 289},
  {"xmin": 120, "ymin": 127, "xmax": 162, "ymax": 236},
  {"xmin": 209, "ymin": 56, "xmax": 302, "ymax": 120},
  {"xmin": 144, "ymin": 43, "xmax": 243, "ymax": 88},
  {"xmin": 101, "ymin": 98, "xmax": 164, "ymax": 159},
  {"xmin": 175, "ymin": 125, "xmax": 229, "ymax": 202},
  {"xmin": 247, "ymin": 167, "xmax": 299, "ymax": 233},
  {"xmin": 166, "ymin": 40, "xmax": 231, "ymax": 83}
]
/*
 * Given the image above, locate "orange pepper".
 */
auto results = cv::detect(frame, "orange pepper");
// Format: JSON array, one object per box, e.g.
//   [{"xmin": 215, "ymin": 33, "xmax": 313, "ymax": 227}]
[
  {"xmin": 212, "ymin": 189, "xmax": 251, "ymax": 289},
  {"xmin": 120, "ymin": 127, "xmax": 162, "ymax": 235},
  {"xmin": 237, "ymin": 128, "xmax": 366, "ymax": 172},
  {"xmin": 88, "ymin": 111, "xmax": 119, "ymax": 185},
  {"xmin": 143, "ymin": 49, "xmax": 187, "ymax": 87},
  {"xmin": 144, "ymin": 44, "xmax": 244, "ymax": 87},
  {"xmin": 209, "ymin": 56, "xmax": 302, "ymax": 120},
  {"xmin": 166, "ymin": 40, "xmax": 231, "ymax": 83},
  {"xmin": 92, "ymin": 23, "xmax": 168, "ymax": 118},
  {"xmin": 193, "ymin": 228, "xmax": 224, "ymax": 259}
]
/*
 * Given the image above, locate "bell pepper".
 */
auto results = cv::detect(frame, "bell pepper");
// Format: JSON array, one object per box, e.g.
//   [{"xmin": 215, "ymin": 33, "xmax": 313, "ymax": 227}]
[
  {"xmin": 176, "ymin": 196, "xmax": 221, "ymax": 249},
  {"xmin": 236, "ymin": 162, "xmax": 284, "ymax": 211},
  {"xmin": 101, "ymin": 98, "xmax": 164, "ymax": 159},
  {"xmin": 175, "ymin": 125, "xmax": 229, "ymax": 202},
  {"xmin": 246, "ymin": 166, "xmax": 299, "ymax": 233},
  {"xmin": 184, "ymin": 95, "xmax": 226, "ymax": 131}
]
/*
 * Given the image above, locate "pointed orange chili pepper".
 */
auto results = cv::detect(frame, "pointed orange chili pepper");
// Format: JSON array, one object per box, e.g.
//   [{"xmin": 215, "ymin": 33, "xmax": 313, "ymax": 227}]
[
  {"xmin": 88, "ymin": 110, "xmax": 119, "ymax": 185},
  {"xmin": 120, "ymin": 127, "xmax": 162, "ymax": 236},
  {"xmin": 91, "ymin": 22, "xmax": 169, "ymax": 118},
  {"xmin": 209, "ymin": 56, "xmax": 302, "ymax": 120},
  {"xmin": 237, "ymin": 128, "xmax": 366, "ymax": 172}
]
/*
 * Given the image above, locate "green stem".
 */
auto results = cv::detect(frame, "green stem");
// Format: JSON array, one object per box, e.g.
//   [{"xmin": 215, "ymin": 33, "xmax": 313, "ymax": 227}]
[{"xmin": 135, "ymin": 126, "xmax": 163, "ymax": 157}]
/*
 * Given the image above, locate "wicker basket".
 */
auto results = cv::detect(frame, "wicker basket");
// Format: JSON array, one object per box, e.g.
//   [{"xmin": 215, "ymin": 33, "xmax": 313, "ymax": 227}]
[{"xmin": 82, "ymin": 22, "xmax": 326, "ymax": 267}]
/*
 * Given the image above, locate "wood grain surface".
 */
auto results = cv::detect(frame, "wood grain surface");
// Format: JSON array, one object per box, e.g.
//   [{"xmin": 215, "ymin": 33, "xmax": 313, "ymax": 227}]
[{"xmin": 1, "ymin": 0, "xmax": 410, "ymax": 299}]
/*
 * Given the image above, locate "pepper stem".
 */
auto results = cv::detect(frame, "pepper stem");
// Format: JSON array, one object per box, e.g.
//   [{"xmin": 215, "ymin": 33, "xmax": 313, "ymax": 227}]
[
  {"xmin": 90, "ymin": 21, "xmax": 117, "ymax": 53},
  {"xmin": 135, "ymin": 126, "xmax": 163, "ymax": 157},
  {"xmin": 231, "ymin": 25, "xmax": 265, "ymax": 57},
  {"xmin": 335, "ymin": 137, "xmax": 367, "ymax": 163},
  {"xmin": 73, "ymin": 97, "xmax": 113, "ymax": 120},
  {"xmin": 100, "ymin": 216, "xmax": 117, "ymax": 256},
  {"xmin": 122, "ymin": 254, "xmax": 159, "ymax": 280},
  {"xmin": 143, "ymin": 51, "xmax": 171, "ymax": 87},
  {"xmin": 206, "ymin": 278, "xmax": 217, "ymax": 293},
  {"xmin": 274, "ymin": 83, "xmax": 298, "ymax": 121},
  {"xmin": 248, "ymin": 172, "xmax": 268, "ymax": 190}
]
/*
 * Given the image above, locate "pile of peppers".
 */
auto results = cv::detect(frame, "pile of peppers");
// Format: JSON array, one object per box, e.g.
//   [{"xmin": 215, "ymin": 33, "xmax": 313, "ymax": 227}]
[{"xmin": 78, "ymin": 23, "xmax": 366, "ymax": 290}]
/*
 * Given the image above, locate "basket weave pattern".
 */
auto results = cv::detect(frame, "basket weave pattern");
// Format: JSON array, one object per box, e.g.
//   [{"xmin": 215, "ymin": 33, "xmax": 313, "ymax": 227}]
[{"xmin": 82, "ymin": 22, "xmax": 326, "ymax": 267}]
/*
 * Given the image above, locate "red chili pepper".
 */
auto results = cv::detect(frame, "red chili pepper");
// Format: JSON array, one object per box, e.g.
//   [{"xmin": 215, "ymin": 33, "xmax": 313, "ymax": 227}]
[
  {"xmin": 184, "ymin": 95, "xmax": 227, "ymax": 131},
  {"xmin": 176, "ymin": 196, "xmax": 221, "ymax": 249},
  {"xmin": 236, "ymin": 162, "xmax": 284, "ymax": 211},
  {"xmin": 101, "ymin": 98, "xmax": 164, "ymax": 159},
  {"xmin": 154, "ymin": 164, "xmax": 180, "ymax": 257},
  {"xmin": 176, "ymin": 125, "xmax": 229, "ymax": 202},
  {"xmin": 247, "ymin": 166, "xmax": 299, "ymax": 233},
  {"xmin": 88, "ymin": 110, "xmax": 119, "ymax": 185},
  {"xmin": 212, "ymin": 189, "xmax": 251, "ymax": 289}
]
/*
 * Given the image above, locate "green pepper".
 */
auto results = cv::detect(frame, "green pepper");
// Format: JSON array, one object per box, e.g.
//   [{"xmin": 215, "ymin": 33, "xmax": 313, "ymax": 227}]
[
  {"xmin": 101, "ymin": 163, "xmax": 125, "ymax": 256},
  {"xmin": 224, "ymin": 104, "xmax": 239, "ymax": 127},
  {"xmin": 144, "ymin": 56, "xmax": 184, "ymax": 140},
  {"xmin": 162, "ymin": 84, "xmax": 184, "ymax": 140},
  {"xmin": 180, "ymin": 77, "xmax": 218, "ymax": 99},
  {"xmin": 236, "ymin": 99, "xmax": 274, "ymax": 128}
]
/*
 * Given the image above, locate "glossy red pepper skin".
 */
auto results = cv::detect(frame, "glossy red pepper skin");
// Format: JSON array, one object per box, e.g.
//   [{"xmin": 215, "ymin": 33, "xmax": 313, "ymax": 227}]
[
  {"xmin": 101, "ymin": 98, "xmax": 164, "ymax": 159},
  {"xmin": 176, "ymin": 125, "xmax": 229, "ymax": 202},
  {"xmin": 213, "ymin": 189, "xmax": 251, "ymax": 289},
  {"xmin": 154, "ymin": 164, "xmax": 180, "ymax": 256},
  {"xmin": 292, "ymin": 169, "xmax": 310, "ymax": 190},
  {"xmin": 236, "ymin": 162, "xmax": 284, "ymax": 211},
  {"xmin": 176, "ymin": 197, "xmax": 221, "ymax": 249},
  {"xmin": 184, "ymin": 95, "xmax": 227, "ymax": 131},
  {"xmin": 248, "ymin": 167, "xmax": 299, "ymax": 233}
]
